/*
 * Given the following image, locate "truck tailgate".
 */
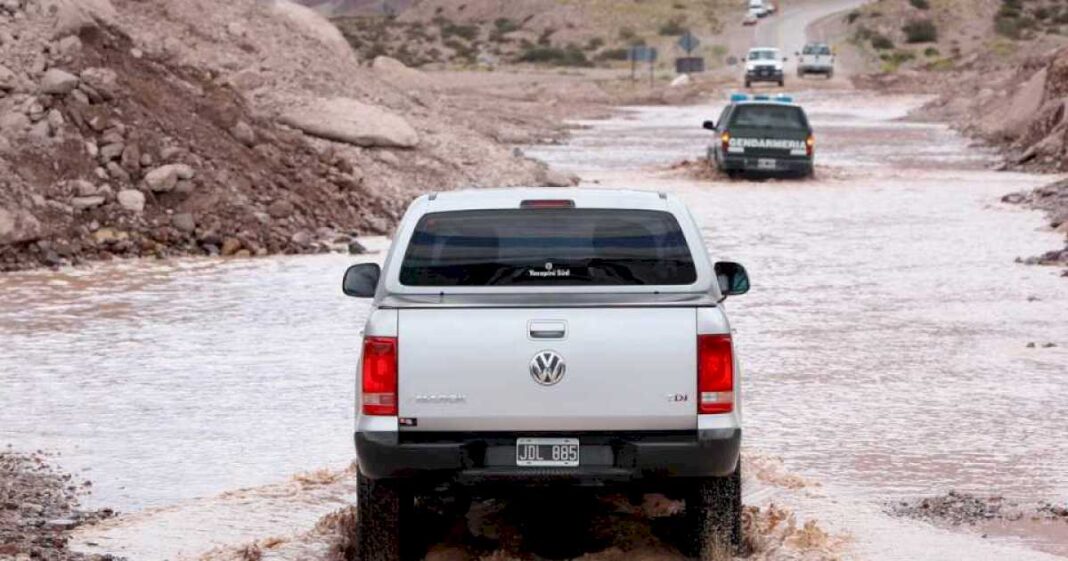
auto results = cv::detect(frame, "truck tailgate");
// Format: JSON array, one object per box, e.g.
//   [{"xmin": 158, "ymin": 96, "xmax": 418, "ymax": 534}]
[{"xmin": 398, "ymin": 308, "xmax": 698, "ymax": 431}]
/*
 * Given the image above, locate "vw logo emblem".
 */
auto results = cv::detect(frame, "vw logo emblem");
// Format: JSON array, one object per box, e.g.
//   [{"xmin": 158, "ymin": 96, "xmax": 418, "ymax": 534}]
[{"xmin": 530, "ymin": 350, "xmax": 566, "ymax": 386}]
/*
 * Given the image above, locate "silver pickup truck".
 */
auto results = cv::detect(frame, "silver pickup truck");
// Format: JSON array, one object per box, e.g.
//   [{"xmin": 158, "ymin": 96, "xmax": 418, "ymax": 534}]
[{"xmin": 343, "ymin": 188, "xmax": 750, "ymax": 561}]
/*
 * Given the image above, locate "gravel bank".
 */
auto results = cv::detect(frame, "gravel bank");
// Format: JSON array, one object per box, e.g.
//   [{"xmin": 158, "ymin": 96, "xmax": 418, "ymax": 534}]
[{"xmin": 0, "ymin": 450, "xmax": 115, "ymax": 560}]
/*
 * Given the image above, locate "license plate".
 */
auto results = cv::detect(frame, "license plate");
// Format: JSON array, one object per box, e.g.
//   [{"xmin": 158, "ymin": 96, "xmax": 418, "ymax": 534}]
[
  {"xmin": 516, "ymin": 438, "xmax": 580, "ymax": 467},
  {"xmin": 757, "ymin": 158, "xmax": 777, "ymax": 170}
]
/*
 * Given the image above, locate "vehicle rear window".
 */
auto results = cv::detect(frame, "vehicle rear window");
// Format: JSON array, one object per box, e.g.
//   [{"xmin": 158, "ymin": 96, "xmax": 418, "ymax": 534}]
[
  {"xmin": 729, "ymin": 104, "xmax": 808, "ymax": 130},
  {"xmin": 803, "ymin": 45, "xmax": 831, "ymax": 55},
  {"xmin": 399, "ymin": 209, "xmax": 697, "ymax": 287}
]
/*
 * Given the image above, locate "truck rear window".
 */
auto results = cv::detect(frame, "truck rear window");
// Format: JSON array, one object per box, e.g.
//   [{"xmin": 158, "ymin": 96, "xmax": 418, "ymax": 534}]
[
  {"xmin": 399, "ymin": 209, "xmax": 697, "ymax": 287},
  {"xmin": 729, "ymin": 105, "xmax": 808, "ymax": 130}
]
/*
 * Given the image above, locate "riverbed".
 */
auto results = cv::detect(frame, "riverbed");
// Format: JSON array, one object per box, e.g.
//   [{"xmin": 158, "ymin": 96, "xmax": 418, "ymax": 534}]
[{"xmin": 1, "ymin": 90, "xmax": 1066, "ymax": 560}]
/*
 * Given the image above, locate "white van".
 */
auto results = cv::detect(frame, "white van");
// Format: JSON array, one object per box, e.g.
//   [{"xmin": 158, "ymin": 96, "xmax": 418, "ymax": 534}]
[{"xmin": 748, "ymin": 0, "xmax": 769, "ymax": 17}]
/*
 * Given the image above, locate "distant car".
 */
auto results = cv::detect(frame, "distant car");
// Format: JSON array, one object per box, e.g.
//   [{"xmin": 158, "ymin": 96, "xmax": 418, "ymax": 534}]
[
  {"xmin": 797, "ymin": 42, "xmax": 835, "ymax": 78},
  {"xmin": 748, "ymin": 0, "xmax": 769, "ymax": 17},
  {"xmin": 704, "ymin": 93, "xmax": 815, "ymax": 178},
  {"xmin": 743, "ymin": 12, "xmax": 759, "ymax": 25},
  {"xmin": 744, "ymin": 47, "xmax": 785, "ymax": 88}
]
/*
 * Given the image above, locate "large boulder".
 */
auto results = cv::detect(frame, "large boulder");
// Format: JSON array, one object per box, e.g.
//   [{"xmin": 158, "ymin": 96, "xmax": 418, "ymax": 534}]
[
  {"xmin": 80, "ymin": 68, "xmax": 119, "ymax": 100},
  {"xmin": 116, "ymin": 189, "xmax": 145, "ymax": 212},
  {"xmin": 280, "ymin": 98, "xmax": 419, "ymax": 149},
  {"xmin": 40, "ymin": 0, "xmax": 117, "ymax": 39},
  {"xmin": 0, "ymin": 64, "xmax": 16, "ymax": 91},
  {"xmin": 371, "ymin": 56, "xmax": 433, "ymax": 89},
  {"xmin": 0, "ymin": 112, "xmax": 30, "ymax": 135},
  {"xmin": 143, "ymin": 164, "xmax": 195, "ymax": 192},
  {"xmin": 268, "ymin": 0, "xmax": 350, "ymax": 54},
  {"xmin": 0, "ymin": 207, "xmax": 43, "ymax": 245},
  {"xmin": 40, "ymin": 69, "xmax": 80, "ymax": 95}
]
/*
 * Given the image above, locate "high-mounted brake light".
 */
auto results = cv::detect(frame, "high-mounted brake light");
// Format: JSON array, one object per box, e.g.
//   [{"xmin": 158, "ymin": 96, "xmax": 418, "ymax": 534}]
[
  {"xmin": 520, "ymin": 199, "xmax": 575, "ymax": 209},
  {"xmin": 721, "ymin": 131, "xmax": 731, "ymax": 153},
  {"xmin": 805, "ymin": 134, "xmax": 815, "ymax": 157},
  {"xmin": 697, "ymin": 334, "xmax": 734, "ymax": 414},
  {"xmin": 362, "ymin": 337, "xmax": 398, "ymax": 416}
]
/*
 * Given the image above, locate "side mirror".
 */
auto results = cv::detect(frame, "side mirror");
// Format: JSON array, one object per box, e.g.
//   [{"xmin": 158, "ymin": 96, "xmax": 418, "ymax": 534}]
[
  {"xmin": 782, "ymin": 57, "xmax": 788, "ymax": 62},
  {"xmin": 343, "ymin": 263, "xmax": 381, "ymax": 298},
  {"xmin": 702, "ymin": 120, "xmax": 716, "ymax": 130},
  {"xmin": 714, "ymin": 261, "xmax": 750, "ymax": 298}
]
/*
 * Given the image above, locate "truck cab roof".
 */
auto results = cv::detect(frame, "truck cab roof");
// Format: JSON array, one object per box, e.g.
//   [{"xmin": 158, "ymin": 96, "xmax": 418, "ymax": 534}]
[
  {"xmin": 418, "ymin": 187, "xmax": 676, "ymax": 212},
  {"xmin": 375, "ymin": 187, "xmax": 720, "ymax": 306}
]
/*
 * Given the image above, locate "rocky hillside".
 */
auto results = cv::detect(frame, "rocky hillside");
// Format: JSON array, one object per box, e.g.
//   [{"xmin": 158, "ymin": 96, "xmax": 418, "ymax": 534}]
[
  {"xmin": 0, "ymin": 0, "xmax": 561, "ymax": 271},
  {"xmin": 838, "ymin": 0, "xmax": 1067, "ymax": 172},
  {"xmin": 332, "ymin": 0, "xmax": 738, "ymax": 68}
]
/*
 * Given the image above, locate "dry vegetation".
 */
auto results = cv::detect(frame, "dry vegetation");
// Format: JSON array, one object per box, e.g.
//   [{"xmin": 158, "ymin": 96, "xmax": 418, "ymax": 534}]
[
  {"xmin": 332, "ymin": 0, "xmax": 740, "ymax": 69},
  {"xmin": 840, "ymin": 0, "xmax": 1066, "ymax": 73}
]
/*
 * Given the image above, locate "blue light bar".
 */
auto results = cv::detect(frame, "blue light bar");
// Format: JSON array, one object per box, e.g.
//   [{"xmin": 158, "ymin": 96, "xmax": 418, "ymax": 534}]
[
  {"xmin": 774, "ymin": 94, "xmax": 794, "ymax": 103},
  {"xmin": 730, "ymin": 93, "xmax": 749, "ymax": 102},
  {"xmin": 752, "ymin": 94, "xmax": 770, "ymax": 101}
]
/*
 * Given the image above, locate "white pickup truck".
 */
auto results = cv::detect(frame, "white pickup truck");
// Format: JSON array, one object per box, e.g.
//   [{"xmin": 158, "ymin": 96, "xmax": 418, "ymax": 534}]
[
  {"xmin": 343, "ymin": 188, "xmax": 750, "ymax": 561},
  {"xmin": 796, "ymin": 42, "xmax": 835, "ymax": 78}
]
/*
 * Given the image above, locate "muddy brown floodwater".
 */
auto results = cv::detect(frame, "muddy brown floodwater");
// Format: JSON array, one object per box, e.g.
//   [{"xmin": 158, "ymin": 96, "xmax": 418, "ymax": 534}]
[{"xmin": 1, "ymin": 90, "xmax": 1066, "ymax": 561}]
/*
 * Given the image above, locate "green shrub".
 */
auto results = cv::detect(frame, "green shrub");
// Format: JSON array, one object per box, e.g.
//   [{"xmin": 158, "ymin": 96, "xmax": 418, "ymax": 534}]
[
  {"xmin": 927, "ymin": 57, "xmax": 955, "ymax": 71},
  {"xmin": 879, "ymin": 49, "xmax": 916, "ymax": 72},
  {"xmin": 871, "ymin": 33, "xmax": 895, "ymax": 50},
  {"xmin": 517, "ymin": 44, "xmax": 592, "ymax": 67},
  {"xmin": 586, "ymin": 37, "xmax": 605, "ymax": 50},
  {"xmin": 658, "ymin": 17, "xmax": 687, "ymax": 36},
  {"xmin": 924, "ymin": 46, "xmax": 940, "ymax": 57},
  {"xmin": 909, "ymin": 0, "xmax": 930, "ymax": 9},
  {"xmin": 537, "ymin": 28, "xmax": 555, "ymax": 46},
  {"xmin": 494, "ymin": 18, "xmax": 520, "ymax": 34},
  {"xmin": 903, "ymin": 19, "xmax": 938, "ymax": 42},
  {"xmin": 595, "ymin": 48, "xmax": 630, "ymax": 62},
  {"xmin": 995, "ymin": 16, "xmax": 1022, "ymax": 38},
  {"xmin": 441, "ymin": 22, "xmax": 479, "ymax": 41},
  {"xmin": 846, "ymin": 10, "xmax": 861, "ymax": 24}
]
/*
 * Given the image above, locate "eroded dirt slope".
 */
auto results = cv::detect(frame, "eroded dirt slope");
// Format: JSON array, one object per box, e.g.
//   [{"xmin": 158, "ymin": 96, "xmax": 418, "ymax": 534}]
[{"xmin": 0, "ymin": 0, "xmax": 561, "ymax": 272}]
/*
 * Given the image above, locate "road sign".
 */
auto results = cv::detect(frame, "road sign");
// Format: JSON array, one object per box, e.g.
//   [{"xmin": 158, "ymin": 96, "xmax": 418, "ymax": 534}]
[
  {"xmin": 677, "ymin": 32, "xmax": 700, "ymax": 55},
  {"xmin": 628, "ymin": 46, "xmax": 659, "ymax": 87},
  {"xmin": 628, "ymin": 46, "xmax": 658, "ymax": 63},
  {"xmin": 675, "ymin": 57, "xmax": 705, "ymax": 74}
]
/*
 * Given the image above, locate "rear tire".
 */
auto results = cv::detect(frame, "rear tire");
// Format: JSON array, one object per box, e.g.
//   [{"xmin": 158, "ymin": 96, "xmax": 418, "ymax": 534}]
[
  {"xmin": 356, "ymin": 471, "xmax": 411, "ymax": 561},
  {"xmin": 744, "ymin": 79, "xmax": 751, "ymax": 88},
  {"xmin": 682, "ymin": 463, "xmax": 742, "ymax": 561},
  {"xmin": 778, "ymin": 78, "xmax": 785, "ymax": 87}
]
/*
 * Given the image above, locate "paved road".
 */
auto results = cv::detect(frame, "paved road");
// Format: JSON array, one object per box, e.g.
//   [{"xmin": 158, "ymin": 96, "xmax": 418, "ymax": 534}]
[{"xmin": 751, "ymin": 0, "xmax": 870, "ymax": 75}]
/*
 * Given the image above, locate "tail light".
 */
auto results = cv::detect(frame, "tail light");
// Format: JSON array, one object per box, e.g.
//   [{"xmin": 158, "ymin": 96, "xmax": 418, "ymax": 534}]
[
  {"xmin": 362, "ymin": 337, "xmax": 398, "ymax": 416},
  {"xmin": 721, "ymin": 132, "xmax": 731, "ymax": 153},
  {"xmin": 806, "ymin": 134, "xmax": 815, "ymax": 157},
  {"xmin": 697, "ymin": 334, "xmax": 734, "ymax": 414}
]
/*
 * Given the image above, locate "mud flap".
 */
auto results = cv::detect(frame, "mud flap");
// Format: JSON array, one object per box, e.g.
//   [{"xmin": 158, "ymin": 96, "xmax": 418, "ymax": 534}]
[
  {"xmin": 357, "ymin": 471, "xmax": 414, "ymax": 561},
  {"xmin": 681, "ymin": 461, "xmax": 741, "ymax": 561}
]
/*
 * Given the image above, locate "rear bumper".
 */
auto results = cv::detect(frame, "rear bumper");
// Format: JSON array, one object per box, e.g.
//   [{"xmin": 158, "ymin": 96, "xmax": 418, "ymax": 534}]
[
  {"xmin": 356, "ymin": 429, "xmax": 741, "ymax": 484},
  {"xmin": 720, "ymin": 153, "xmax": 812, "ymax": 174},
  {"xmin": 799, "ymin": 65, "xmax": 833, "ymax": 74}
]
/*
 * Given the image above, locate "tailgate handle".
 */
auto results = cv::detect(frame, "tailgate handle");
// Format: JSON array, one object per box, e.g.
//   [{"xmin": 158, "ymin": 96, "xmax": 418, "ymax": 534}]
[{"xmin": 528, "ymin": 320, "xmax": 567, "ymax": 340}]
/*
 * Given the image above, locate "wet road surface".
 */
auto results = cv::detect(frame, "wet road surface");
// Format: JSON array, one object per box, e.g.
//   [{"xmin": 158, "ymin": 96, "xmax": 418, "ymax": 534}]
[{"xmin": 0, "ymin": 88, "xmax": 1064, "ymax": 561}]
